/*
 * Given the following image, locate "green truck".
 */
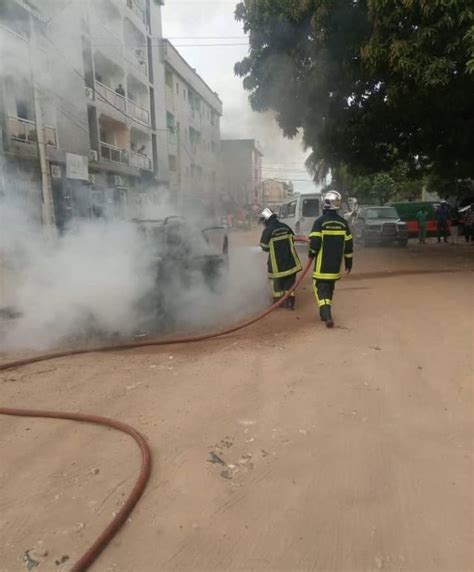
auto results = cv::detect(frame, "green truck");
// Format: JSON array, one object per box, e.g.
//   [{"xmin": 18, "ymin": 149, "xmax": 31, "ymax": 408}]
[{"xmin": 391, "ymin": 201, "xmax": 453, "ymax": 238}]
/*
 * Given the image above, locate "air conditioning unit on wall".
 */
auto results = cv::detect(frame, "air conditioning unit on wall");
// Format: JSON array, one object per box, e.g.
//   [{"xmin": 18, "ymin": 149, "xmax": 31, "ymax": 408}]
[
  {"xmin": 51, "ymin": 165, "xmax": 62, "ymax": 179},
  {"xmin": 85, "ymin": 86, "xmax": 94, "ymax": 100},
  {"xmin": 89, "ymin": 149, "xmax": 98, "ymax": 161}
]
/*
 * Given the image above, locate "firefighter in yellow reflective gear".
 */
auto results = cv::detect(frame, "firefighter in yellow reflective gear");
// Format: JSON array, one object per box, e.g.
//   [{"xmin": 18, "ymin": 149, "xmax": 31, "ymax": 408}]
[
  {"xmin": 308, "ymin": 191, "xmax": 353, "ymax": 327},
  {"xmin": 259, "ymin": 208, "xmax": 302, "ymax": 310}
]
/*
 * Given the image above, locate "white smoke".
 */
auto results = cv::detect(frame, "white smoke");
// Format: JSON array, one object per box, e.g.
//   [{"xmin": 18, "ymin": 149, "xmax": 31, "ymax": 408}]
[{"xmin": 0, "ymin": 194, "xmax": 269, "ymax": 351}]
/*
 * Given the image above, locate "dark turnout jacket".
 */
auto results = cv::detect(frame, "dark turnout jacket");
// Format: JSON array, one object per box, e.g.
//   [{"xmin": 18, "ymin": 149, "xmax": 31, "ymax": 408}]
[
  {"xmin": 308, "ymin": 211, "xmax": 353, "ymax": 280},
  {"xmin": 260, "ymin": 217, "xmax": 302, "ymax": 278}
]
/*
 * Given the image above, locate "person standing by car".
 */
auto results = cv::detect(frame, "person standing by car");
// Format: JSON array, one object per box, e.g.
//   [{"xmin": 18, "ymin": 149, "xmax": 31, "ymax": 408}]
[
  {"xmin": 435, "ymin": 201, "xmax": 450, "ymax": 243},
  {"xmin": 259, "ymin": 208, "xmax": 302, "ymax": 309},
  {"xmin": 416, "ymin": 207, "xmax": 428, "ymax": 244},
  {"xmin": 464, "ymin": 204, "xmax": 474, "ymax": 243},
  {"xmin": 308, "ymin": 191, "xmax": 353, "ymax": 328}
]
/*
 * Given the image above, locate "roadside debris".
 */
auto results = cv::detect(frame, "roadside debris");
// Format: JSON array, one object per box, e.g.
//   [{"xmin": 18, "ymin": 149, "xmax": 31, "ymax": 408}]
[
  {"xmin": 208, "ymin": 452, "xmax": 225, "ymax": 465},
  {"xmin": 23, "ymin": 550, "xmax": 39, "ymax": 571}
]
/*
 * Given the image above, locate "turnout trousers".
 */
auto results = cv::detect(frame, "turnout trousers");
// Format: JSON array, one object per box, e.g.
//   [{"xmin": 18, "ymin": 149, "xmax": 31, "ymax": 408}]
[
  {"xmin": 313, "ymin": 279, "xmax": 336, "ymax": 318},
  {"xmin": 271, "ymin": 274, "xmax": 297, "ymax": 308}
]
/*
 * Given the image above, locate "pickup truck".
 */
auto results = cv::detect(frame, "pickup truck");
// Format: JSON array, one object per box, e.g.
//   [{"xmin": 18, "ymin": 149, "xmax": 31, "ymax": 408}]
[{"xmin": 352, "ymin": 206, "xmax": 408, "ymax": 246}]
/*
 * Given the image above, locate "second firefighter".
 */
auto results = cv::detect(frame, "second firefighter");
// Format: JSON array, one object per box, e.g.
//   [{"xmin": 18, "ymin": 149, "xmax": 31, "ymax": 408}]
[
  {"xmin": 308, "ymin": 191, "xmax": 353, "ymax": 327},
  {"xmin": 260, "ymin": 208, "xmax": 302, "ymax": 309}
]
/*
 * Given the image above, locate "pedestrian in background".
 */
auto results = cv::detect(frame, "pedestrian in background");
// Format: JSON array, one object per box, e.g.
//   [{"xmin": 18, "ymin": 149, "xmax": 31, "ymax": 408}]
[
  {"xmin": 416, "ymin": 207, "xmax": 428, "ymax": 244},
  {"xmin": 435, "ymin": 201, "xmax": 450, "ymax": 243},
  {"xmin": 464, "ymin": 204, "xmax": 474, "ymax": 243}
]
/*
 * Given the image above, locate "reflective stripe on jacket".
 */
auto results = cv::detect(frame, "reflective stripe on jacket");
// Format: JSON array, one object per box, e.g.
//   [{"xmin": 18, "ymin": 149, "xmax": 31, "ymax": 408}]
[
  {"xmin": 260, "ymin": 218, "xmax": 302, "ymax": 278},
  {"xmin": 309, "ymin": 212, "xmax": 353, "ymax": 280}
]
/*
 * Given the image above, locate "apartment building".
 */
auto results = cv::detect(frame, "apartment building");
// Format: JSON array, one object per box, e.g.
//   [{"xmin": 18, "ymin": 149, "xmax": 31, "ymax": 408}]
[
  {"xmin": 162, "ymin": 40, "xmax": 223, "ymax": 212},
  {"xmin": 0, "ymin": 0, "xmax": 172, "ymax": 229},
  {"xmin": 261, "ymin": 179, "xmax": 293, "ymax": 210},
  {"xmin": 221, "ymin": 139, "xmax": 263, "ymax": 209}
]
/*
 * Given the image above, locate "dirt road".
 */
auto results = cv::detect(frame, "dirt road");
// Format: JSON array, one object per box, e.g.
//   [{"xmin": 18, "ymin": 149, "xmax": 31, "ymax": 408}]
[{"xmin": 1, "ymin": 238, "xmax": 473, "ymax": 572}]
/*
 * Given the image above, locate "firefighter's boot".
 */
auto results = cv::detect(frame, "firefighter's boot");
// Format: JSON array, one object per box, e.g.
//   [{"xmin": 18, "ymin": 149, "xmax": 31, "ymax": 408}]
[
  {"xmin": 286, "ymin": 296, "xmax": 295, "ymax": 311},
  {"xmin": 320, "ymin": 305, "xmax": 334, "ymax": 328},
  {"xmin": 325, "ymin": 306, "xmax": 334, "ymax": 328}
]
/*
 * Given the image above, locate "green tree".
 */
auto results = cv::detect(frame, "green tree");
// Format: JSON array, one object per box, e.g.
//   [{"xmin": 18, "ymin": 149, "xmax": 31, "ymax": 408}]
[{"xmin": 235, "ymin": 0, "xmax": 474, "ymax": 187}]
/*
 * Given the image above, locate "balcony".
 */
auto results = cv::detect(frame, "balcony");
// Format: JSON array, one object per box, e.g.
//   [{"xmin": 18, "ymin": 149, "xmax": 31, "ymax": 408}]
[
  {"xmin": 125, "ymin": 0, "xmax": 147, "ymax": 28},
  {"xmin": 95, "ymin": 81, "xmax": 126, "ymax": 113},
  {"xmin": 100, "ymin": 141, "xmax": 128, "ymax": 164},
  {"xmin": 125, "ymin": 49, "xmax": 148, "ymax": 79},
  {"xmin": 127, "ymin": 99, "xmax": 150, "ymax": 125},
  {"xmin": 95, "ymin": 81, "xmax": 150, "ymax": 126},
  {"xmin": 129, "ymin": 150, "xmax": 151, "ymax": 170},
  {"xmin": 8, "ymin": 116, "xmax": 57, "ymax": 147},
  {"xmin": 100, "ymin": 141, "xmax": 152, "ymax": 171}
]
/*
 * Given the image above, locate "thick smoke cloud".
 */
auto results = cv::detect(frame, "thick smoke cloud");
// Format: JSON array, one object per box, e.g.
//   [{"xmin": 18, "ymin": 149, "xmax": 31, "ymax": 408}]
[{"xmin": 0, "ymin": 194, "xmax": 269, "ymax": 351}]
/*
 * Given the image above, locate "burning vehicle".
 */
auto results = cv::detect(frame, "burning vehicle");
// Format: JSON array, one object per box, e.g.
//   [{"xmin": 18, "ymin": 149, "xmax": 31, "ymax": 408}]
[{"xmin": 134, "ymin": 216, "xmax": 229, "ymax": 332}]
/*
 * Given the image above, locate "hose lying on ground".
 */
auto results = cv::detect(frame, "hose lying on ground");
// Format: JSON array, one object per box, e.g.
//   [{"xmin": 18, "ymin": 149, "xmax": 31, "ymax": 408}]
[
  {"xmin": 0, "ymin": 238, "xmax": 312, "ymax": 571},
  {"xmin": 0, "ymin": 408, "xmax": 151, "ymax": 572}
]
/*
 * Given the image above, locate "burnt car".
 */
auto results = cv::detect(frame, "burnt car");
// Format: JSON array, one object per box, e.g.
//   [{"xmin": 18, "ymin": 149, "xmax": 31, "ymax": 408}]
[
  {"xmin": 352, "ymin": 206, "xmax": 408, "ymax": 246},
  {"xmin": 134, "ymin": 216, "xmax": 229, "ymax": 330}
]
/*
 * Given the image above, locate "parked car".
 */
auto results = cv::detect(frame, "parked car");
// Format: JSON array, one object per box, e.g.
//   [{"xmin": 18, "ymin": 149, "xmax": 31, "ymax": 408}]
[{"xmin": 353, "ymin": 206, "xmax": 408, "ymax": 246}]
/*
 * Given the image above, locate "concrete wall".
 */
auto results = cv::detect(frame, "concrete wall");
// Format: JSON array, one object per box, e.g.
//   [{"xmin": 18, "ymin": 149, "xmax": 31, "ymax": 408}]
[
  {"xmin": 221, "ymin": 140, "xmax": 263, "ymax": 208},
  {"xmin": 162, "ymin": 41, "xmax": 222, "ymax": 207}
]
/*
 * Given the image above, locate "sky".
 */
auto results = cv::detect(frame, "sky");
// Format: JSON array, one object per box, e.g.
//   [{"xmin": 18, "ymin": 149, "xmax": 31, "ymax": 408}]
[{"xmin": 161, "ymin": 0, "xmax": 318, "ymax": 194}]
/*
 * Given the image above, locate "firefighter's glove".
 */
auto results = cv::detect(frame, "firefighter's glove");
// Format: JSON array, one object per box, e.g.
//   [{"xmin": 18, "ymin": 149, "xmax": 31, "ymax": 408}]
[{"xmin": 345, "ymin": 257, "xmax": 353, "ymax": 273}]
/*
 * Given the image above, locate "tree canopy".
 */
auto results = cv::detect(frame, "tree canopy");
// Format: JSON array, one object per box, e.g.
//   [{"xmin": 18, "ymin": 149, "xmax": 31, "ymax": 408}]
[{"xmin": 235, "ymin": 0, "xmax": 474, "ymax": 186}]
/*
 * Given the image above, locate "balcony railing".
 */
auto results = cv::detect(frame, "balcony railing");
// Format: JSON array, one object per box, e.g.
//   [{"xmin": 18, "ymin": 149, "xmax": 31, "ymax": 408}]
[
  {"xmin": 125, "ymin": 0, "xmax": 147, "ymax": 27},
  {"xmin": 100, "ymin": 141, "xmax": 152, "ymax": 170},
  {"xmin": 100, "ymin": 141, "xmax": 128, "ymax": 164},
  {"xmin": 129, "ymin": 150, "xmax": 151, "ymax": 170},
  {"xmin": 95, "ymin": 81, "xmax": 126, "ymax": 113},
  {"xmin": 94, "ymin": 81, "xmax": 150, "ymax": 125},
  {"xmin": 127, "ymin": 99, "xmax": 150, "ymax": 125},
  {"xmin": 8, "ymin": 116, "xmax": 57, "ymax": 147}
]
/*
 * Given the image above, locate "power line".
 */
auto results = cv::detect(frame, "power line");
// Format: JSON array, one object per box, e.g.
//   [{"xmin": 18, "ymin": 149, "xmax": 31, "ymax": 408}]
[
  {"xmin": 262, "ymin": 168, "xmax": 309, "ymax": 173},
  {"xmin": 89, "ymin": 42, "xmax": 249, "ymax": 48},
  {"xmin": 167, "ymin": 36, "xmax": 247, "ymax": 39}
]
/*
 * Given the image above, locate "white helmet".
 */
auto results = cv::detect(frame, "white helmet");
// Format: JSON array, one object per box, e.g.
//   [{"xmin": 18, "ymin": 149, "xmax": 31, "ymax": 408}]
[
  {"xmin": 260, "ymin": 207, "xmax": 275, "ymax": 221},
  {"xmin": 322, "ymin": 190, "xmax": 342, "ymax": 211}
]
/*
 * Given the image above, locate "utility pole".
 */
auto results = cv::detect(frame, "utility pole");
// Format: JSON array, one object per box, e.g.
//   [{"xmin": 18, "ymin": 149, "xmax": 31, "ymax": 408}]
[
  {"xmin": 28, "ymin": 13, "xmax": 56, "ymax": 234},
  {"xmin": 176, "ymin": 121, "xmax": 183, "ymax": 208}
]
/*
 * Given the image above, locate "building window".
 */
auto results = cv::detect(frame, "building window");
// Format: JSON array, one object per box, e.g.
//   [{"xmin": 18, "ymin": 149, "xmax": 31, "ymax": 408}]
[
  {"xmin": 165, "ymin": 69, "xmax": 173, "ymax": 88},
  {"xmin": 0, "ymin": 2, "xmax": 30, "ymax": 38},
  {"xmin": 169, "ymin": 154, "xmax": 177, "ymax": 171},
  {"xmin": 166, "ymin": 111, "xmax": 175, "ymax": 132}
]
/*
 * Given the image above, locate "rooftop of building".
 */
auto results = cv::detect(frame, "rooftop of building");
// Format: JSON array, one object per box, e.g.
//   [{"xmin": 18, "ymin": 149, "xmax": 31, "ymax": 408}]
[
  {"xmin": 162, "ymin": 40, "xmax": 223, "ymax": 115},
  {"xmin": 221, "ymin": 139, "xmax": 264, "ymax": 155}
]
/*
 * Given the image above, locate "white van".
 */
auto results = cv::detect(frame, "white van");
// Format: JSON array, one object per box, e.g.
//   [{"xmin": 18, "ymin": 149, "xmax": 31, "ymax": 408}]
[{"xmin": 279, "ymin": 193, "xmax": 321, "ymax": 235}]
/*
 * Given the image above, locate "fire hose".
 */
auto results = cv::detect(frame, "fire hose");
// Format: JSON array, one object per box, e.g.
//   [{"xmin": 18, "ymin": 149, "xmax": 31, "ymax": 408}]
[{"xmin": 0, "ymin": 237, "xmax": 312, "ymax": 571}]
